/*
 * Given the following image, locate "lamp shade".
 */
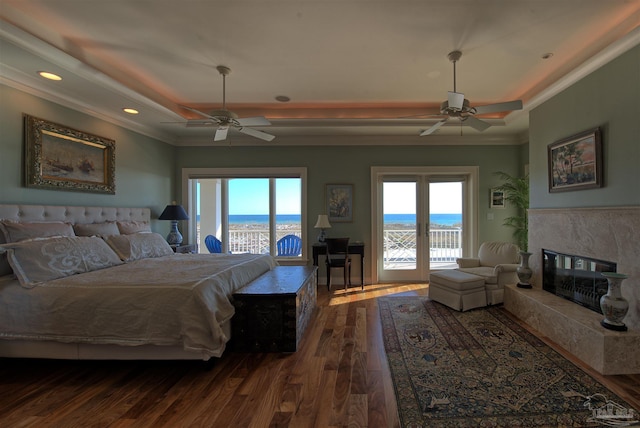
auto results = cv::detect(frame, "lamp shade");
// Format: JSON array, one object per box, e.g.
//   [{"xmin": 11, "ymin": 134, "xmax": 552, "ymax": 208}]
[
  {"xmin": 314, "ymin": 214, "xmax": 331, "ymax": 229},
  {"xmin": 159, "ymin": 203, "xmax": 189, "ymax": 221}
]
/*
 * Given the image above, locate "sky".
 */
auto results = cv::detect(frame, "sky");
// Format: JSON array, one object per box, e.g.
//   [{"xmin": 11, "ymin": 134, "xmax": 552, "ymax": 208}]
[
  {"xmin": 384, "ymin": 182, "xmax": 462, "ymax": 214},
  {"xmin": 229, "ymin": 178, "xmax": 301, "ymax": 215}
]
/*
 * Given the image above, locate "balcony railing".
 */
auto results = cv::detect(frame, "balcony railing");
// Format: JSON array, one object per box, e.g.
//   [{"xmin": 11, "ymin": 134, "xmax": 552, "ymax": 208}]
[
  {"xmin": 198, "ymin": 229, "xmax": 301, "ymax": 255},
  {"xmin": 383, "ymin": 228, "xmax": 462, "ymax": 269},
  {"xmin": 199, "ymin": 228, "xmax": 462, "ymax": 266}
]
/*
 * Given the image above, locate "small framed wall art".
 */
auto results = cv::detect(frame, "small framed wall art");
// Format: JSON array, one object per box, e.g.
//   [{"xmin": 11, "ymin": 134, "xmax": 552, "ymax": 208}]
[
  {"xmin": 490, "ymin": 188, "xmax": 506, "ymax": 208},
  {"xmin": 326, "ymin": 183, "xmax": 353, "ymax": 222}
]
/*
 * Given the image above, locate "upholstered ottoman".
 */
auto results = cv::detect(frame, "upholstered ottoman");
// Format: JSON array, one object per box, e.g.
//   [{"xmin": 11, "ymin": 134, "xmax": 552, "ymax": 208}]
[{"xmin": 428, "ymin": 270, "xmax": 487, "ymax": 311}]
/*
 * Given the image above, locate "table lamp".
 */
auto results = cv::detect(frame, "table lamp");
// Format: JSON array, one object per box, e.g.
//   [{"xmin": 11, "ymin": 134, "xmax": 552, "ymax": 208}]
[
  {"xmin": 158, "ymin": 201, "xmax": 189, "ymax": 245},
  {"xmin": 314, "ymin": 214, "xmax": 331, "ymax": 243}
]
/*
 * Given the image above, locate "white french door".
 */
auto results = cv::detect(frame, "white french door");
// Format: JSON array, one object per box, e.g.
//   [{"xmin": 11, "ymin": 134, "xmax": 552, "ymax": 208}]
[
  {"xmin": 371, "ymin": 167, "xmax": 478, "ymax": 283},
  {"xmin": 378, "ymin": 177, "xmax": 424, "ymax": 282}
]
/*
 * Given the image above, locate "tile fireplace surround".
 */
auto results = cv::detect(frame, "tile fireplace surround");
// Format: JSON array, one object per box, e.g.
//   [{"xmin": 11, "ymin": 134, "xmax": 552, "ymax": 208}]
[{"xmin": 504, "ymin": 207, "xmax": 640, "ymax": 375}]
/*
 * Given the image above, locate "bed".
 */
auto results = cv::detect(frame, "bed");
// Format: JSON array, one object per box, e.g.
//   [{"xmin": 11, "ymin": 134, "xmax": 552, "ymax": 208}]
[{"xmin": 0, "ymin": 204, "xmax": 278, "ymax": 361}]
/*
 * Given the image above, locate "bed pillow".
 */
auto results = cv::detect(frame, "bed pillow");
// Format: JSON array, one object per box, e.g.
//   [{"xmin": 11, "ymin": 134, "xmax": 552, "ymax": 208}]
[
  {"xmin": 0, "ymin": 236, "xmax": 123, "ymax": 288},
  {"xmin": 0, "ymin": 221, "xmax": 77, "ymax": 277},
  {"xmin": 104, "ymin": 232, "xmax": 174, "ymax": 262},
  {"xmin": 0, "ymin": 220, "xmax": 76, "ymax": 243},
  {"xmin": 116, "ymin": 220, "xmax": 151, "ymax": 235},
  {"xmin": 73, "ymin": 222, "xmax": 120, "ymax": 237}
]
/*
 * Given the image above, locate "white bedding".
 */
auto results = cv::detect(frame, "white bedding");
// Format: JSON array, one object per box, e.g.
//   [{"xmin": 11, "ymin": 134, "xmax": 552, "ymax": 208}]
[{"xmin": 0, "ymin": 253, "xmax": 277, "ymax": 358}]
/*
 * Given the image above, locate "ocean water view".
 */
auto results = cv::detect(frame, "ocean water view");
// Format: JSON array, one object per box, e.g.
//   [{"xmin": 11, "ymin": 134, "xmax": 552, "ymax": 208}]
[{"xmin": 225, "ymin": 213, "xmax": 461, "ymax": 226}]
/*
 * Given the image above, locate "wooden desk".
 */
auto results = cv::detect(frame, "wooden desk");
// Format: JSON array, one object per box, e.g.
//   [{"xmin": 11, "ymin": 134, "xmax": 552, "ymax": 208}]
[{"xmin": 312, "ymin": 242, "xmax": 365, "ymax": 286}]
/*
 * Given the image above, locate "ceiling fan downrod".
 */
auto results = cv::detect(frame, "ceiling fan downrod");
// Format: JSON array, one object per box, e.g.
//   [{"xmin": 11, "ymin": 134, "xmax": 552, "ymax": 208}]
[
  {"xmin": 448, "ymin": 50, "xmax": 462, "ymax": 93},
  {"xmin": 216, "ymin": 65, "xmax": 231, "ymax": 110}
]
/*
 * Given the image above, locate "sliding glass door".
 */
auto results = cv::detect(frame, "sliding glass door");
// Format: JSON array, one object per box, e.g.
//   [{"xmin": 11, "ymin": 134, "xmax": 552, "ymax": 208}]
[{"xmin": 182, "ymin": 168, "xmax": 306, "ymax": 258}]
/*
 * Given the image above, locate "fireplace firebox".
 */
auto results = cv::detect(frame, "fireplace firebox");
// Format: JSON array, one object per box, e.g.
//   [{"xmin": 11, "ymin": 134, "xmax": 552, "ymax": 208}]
[{"xmin": 542, "ymin": 249, "xmax": 617, "ymax": 314}]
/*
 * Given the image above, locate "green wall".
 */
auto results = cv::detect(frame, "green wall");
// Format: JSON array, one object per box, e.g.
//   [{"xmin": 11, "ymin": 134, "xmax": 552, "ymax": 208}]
[
  {"xmin": 1, "ymin": 82, "xmax": 529, "ymax": 248},
  {"xmin": 0, "ymin": 84, "xmax": 176, "ymax": 233},
  {"xmin": 529, "ymin": 45, "xmax": 640, "ymax": 208},
  {"xmin": 176, "ymin": 143, "xmax": 525, "ymax": 249}
]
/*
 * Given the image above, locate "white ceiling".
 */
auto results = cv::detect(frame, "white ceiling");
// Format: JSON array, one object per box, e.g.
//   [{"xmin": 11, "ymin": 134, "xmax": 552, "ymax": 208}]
[{"xmin": 1, "ymin": 1, "xmax": 639, "ymax": 146}]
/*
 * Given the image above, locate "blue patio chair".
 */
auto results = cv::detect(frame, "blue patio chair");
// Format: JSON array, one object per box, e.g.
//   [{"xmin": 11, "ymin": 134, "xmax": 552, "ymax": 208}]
[
  {"xmin": 205, "ymin": 235, "xmax": 223, "ymax": 253},
  {"xmin": 276, "ymin": 234, "xmax": 302, "ymax": 256}
]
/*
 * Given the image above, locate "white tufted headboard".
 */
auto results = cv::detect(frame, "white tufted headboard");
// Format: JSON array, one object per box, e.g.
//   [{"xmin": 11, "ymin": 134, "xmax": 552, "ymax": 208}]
[{"xmin": 0, "ymin": 204, "xmax": 151, "ymax": 246}]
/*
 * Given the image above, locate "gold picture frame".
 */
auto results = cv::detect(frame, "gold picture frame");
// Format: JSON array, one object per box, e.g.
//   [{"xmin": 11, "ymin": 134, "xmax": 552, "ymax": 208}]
[{"xmin": 24, "ymin": 114, "xmax": 116, "ymax": 194}]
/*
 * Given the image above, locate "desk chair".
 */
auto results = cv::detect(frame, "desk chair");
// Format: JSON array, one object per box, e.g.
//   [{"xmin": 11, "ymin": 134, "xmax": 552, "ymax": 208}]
[{"xmin": 325, "ymin": 237, "xmax": 351, "ymax": 291}]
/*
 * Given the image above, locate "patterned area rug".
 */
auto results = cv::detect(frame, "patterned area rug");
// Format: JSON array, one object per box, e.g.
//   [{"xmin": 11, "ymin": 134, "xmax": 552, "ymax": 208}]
[{"xmin": 379, "ymin": 297, "xmax": 638, "ymax": 427}]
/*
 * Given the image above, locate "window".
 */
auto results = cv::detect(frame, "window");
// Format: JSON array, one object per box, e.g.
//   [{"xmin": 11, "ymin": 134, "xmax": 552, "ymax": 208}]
[{"xmin": 182, "ymin": 168, "xmax": 307, "ymax": 260}]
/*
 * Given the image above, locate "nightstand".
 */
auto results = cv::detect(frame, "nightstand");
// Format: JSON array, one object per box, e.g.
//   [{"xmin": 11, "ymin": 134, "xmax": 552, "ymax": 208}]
[{"xmin": 171, "ymin": 244, "xmax": 197, "ymax": 254}]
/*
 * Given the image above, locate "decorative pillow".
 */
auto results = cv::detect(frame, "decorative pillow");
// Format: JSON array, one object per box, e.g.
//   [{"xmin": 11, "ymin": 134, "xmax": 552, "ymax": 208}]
[
  {"xmin": 116, "ymin": 220, "xmax": 151, "ymax": 235},
  {"xmin": 73, "ymin": 222, "xmax": 120, "ymax": 237},
  {"xmin": 104, "ymin": 232, "xmax": 174, "ymax": 262},
  {"xmin": 0, "ymin": 236, "xmax": 123, "ymax": 288},
  {"xmin": 0, "ymin": 220, "xmax": 76, "ymax": 243}
]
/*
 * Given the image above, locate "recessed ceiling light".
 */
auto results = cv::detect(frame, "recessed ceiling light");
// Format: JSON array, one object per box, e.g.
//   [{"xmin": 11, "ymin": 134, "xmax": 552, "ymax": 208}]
[
  {"xmin": 123, "ymin": 108, "xmax": 139, "ymax": 114},
  {"xmin": 38, "ymin": 71, "xmax": 62, "ymax": 81},
  {"xmin": 275, "ymin": 95, "xmax": 290, "ymax": 102},
  {"xmin": 541, "ymin": 53, "xmax": 554, "ymax": 60}
]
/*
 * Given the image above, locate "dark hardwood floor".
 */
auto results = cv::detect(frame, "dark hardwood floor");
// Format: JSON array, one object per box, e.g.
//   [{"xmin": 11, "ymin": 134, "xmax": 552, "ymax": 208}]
[{"xmin": 1, "ymin": 283, "xmax": 638, "ymax": 427}]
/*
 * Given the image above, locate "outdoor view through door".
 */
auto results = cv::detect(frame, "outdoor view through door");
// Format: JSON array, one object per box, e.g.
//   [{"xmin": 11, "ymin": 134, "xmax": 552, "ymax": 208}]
[{"xmin": 380, "ymin": 179, "xmax": 463, "ymax": 282}]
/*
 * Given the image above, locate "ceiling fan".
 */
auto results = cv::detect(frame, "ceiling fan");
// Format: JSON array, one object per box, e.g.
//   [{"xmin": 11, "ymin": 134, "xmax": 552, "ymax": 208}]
[
  {"xmin": 179, "ymin": 65, "xmax": 275, "ymax": 142},
  {"xmin": 420, "ymin": 51, "xmax": 523, "ymax": 136}
]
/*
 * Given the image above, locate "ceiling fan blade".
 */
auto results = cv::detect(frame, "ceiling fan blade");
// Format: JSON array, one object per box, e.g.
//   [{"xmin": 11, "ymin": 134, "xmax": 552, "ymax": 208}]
[
  {"xmin": 448, "ymin": 91, "xmax": 465, "ymax": 110},
  {"xmin": 420, "ymin": 119, "xmax": 448, "ymax": 136},
  {"xmin": 214, "ymin": 125, "xmax": 229, "ymax": 141},
  {"xmin": 474, "ymin": 100, "xmax": 523, "ymax": 115},
  {"xmin": 463, "ymin": 115, "xmax": 491, "ymax": 132},
  {"xmin": 185, "ymin": 119, "xmax": 217, "ymax": 127},
  {"xmin": 238, "ymin": 126, "xmax": 276, "ymax": 142},
  {"xmin": 179, "ymin": 104, "xmax": 217, "ymax": 120},
  {"xmin": 236, "ymin": 116, "xmax": 271, "ymax": 127}
]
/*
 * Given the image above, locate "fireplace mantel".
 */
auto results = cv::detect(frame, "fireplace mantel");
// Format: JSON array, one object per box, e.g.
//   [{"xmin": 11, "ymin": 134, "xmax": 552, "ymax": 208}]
[
  {"xmin": 504, "ymin": 206, "xmax": 640, "ymax": 375},
  {"xmin": 505, "ymin": 285, "xmax": 640, "ymax": 375}
]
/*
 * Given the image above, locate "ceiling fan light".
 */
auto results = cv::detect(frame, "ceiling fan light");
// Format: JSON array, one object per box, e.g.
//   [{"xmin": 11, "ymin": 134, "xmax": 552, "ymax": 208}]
[{"xmin": 448, "ymin": 91, "xmax": 465, "ymax": 110}]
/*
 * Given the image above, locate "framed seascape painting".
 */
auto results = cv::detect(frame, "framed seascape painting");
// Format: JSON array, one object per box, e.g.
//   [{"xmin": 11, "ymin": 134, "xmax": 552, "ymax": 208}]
[
  {"xmin": 326, "ymin": 184, "xmax": 353, "ymax": 222},
  {"xmin": 548, "ymin": 127, "xmax": 602, "ymax": 193},
  {"xmin": 24, "ymin": 114, "xmax": 116, "ymax": 194}
]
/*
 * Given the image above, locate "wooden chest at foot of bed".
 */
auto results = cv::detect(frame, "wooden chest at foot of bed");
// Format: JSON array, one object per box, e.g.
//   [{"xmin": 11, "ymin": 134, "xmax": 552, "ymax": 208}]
[{"xmin": 232, "ymin": 266, "xmax": 317, "ymax": 352}]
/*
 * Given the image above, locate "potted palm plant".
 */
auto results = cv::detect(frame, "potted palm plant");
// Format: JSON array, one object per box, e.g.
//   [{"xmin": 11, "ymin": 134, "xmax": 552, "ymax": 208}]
[{"xmin": 493, "ymin": 171, "xmax": 531, "ymax": 287}]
